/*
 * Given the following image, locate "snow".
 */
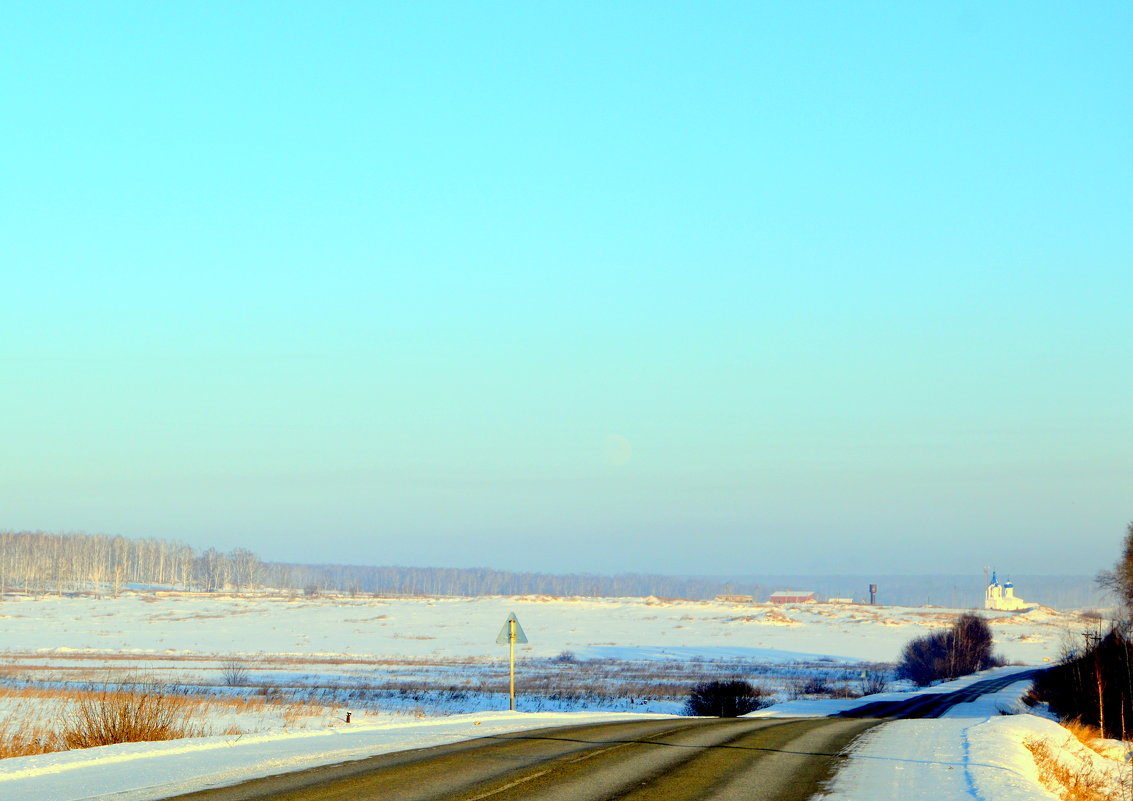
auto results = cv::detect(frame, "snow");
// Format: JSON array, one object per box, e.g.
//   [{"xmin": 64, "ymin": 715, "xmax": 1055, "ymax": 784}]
[
  {"xmin": 0, "ymin": 591, "xmax": 1079, "ymax": 664},
  {"xmin": 0, "ymin": 710, "xmax": 675, "ymax": 801},
  {"xmin": 817, "ymin": 669, "xmax": 1130, "ymax": 801},
  {"xmin": 0, "ymin": 592, "xmax": 1113, "ymax": 800}
]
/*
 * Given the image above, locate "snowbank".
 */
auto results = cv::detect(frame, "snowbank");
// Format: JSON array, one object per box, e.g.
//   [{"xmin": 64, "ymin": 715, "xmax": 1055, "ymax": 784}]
[{"xmin": 818, "ymin": 671, "xmax": 1129, "ymax": 800}]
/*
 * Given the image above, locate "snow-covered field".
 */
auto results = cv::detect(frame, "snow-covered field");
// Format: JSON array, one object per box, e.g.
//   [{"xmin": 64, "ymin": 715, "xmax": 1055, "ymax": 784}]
[
  {"xmin": 0, "ymin": 590, "xmax": 1115, "ymax": 800},
  {"xmin": 0, "ymin": 590, "xmax": 1082, "ymax": 717},
  {"xmin": 0, "ymin": 590, "xmax": 1083, "ymax": 668}
]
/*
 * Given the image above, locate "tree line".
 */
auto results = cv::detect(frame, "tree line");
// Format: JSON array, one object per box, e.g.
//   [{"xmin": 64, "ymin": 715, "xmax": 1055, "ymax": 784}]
[
  {"xmin": 261, "ymin": 562, "xmax": 767, "ymax": 600},
  {"xmin": 0, "ymin": 531, "xmax": 261, "ymax": 595},
  {"xmin": 1, "ymin": 530, "xmax": 764, "ymax": 599},
  {"xmin": 0, "ymin": 529, "xmax": 1102, "ymax": 606},
  {"xmin": 1031, "ymin": 521, "xmax": 1133, "ymax": 738}
]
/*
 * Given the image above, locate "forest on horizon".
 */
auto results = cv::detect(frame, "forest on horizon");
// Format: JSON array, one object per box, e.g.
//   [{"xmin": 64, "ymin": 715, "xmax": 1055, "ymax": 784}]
[{"xmin": 0, "ymin": 530, "xmax": 1105, "ymax": 609}]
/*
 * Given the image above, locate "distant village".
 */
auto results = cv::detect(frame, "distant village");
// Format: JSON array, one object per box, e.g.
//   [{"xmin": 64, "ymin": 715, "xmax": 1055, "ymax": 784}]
[{"xmin": 715, "ymin": 572, "xmax": 1034, "ymax": 610}]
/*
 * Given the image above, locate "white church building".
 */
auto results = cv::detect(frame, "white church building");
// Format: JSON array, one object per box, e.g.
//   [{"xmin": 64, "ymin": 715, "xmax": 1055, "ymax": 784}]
[{"xmin": 985, "ymin": 571, "xmax": 1031, "ymax": 611}]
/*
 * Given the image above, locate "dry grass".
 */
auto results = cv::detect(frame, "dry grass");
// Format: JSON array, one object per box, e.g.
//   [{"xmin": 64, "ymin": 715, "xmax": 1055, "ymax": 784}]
[
  {"xmin": 0, "ymin": 649, "xmax": 885, "ymax": 727},
  {"xmin": 1025, "ymin": 734, "xmax": 1128, "ymax": 801},
  {"xmin": 1063, "ymin": 720, "xmax": 1108, "ymax": 753},
  {"xmin": 0, "ymin": 680, "xmax": 331, "ymax": 760},
  {"xmin": 62, "ymin": 680, "xmax": 205, "ymax": 748},
  {"xmin": 0, "ymin": 697, "xmax": 60, "ymax": 758}
]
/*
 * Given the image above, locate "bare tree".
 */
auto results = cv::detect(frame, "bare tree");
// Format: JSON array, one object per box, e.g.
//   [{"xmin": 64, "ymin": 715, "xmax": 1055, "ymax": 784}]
[
  {"xmin": 228, "ymin": 548, "xmax": 262, "ymax": 591},
  {"xmin": 1097, "ymin": 521, "xmax": 1133, "ymax": 615}
]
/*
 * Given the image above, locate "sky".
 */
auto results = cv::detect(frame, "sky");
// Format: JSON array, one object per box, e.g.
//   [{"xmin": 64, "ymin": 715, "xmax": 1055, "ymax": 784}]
[{"xmin": 2, "ymin": 2, "xmax": 1130, "ymax": 577}]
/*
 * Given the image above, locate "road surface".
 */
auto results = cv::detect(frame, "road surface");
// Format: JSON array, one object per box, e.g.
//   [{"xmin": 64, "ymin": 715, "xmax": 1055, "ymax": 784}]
[
  {"xmin": 161, "ymin": 671, "xmax": 1043, "ymax": 801},
  {"xmin": 836, "ymin": 669, "xmax": 1044, "ymax": 720}
]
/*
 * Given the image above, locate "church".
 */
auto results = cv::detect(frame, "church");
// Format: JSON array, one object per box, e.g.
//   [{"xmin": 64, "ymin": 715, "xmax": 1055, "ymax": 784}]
[{"xmin": 985, "ymin": 571, "xmax": 1031, "ymax": 611}]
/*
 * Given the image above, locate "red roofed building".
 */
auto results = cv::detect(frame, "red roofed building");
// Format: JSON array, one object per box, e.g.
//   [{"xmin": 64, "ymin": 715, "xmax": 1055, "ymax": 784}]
[{"xmin": 769, "ymin": 591, "xmax": 815, "ymax": 604}]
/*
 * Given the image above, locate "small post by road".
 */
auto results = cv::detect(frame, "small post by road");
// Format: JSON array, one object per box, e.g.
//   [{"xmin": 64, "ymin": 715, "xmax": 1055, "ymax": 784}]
[
  {"xmin": 496, "ymin": 612, "xmax": 528, "ymax": 711},
  {"xmin": 508, "ymin": 618, "xmax": 516, "ymax": 710}
]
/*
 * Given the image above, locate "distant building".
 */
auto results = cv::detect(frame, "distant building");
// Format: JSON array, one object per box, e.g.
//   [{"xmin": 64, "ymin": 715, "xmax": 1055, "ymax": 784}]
[
  {"xmin": 769, "ymin": 591, "xmax": 815, "ymax": 604},
  {"xmin": 715, "ymin": 594, "xmax": 753, "ymax": 604},
  {"xmin": 827, "ymin": 597, "xmax": 854, "ymax": 605},
  {"xmin": 985, "ymin": 572, "xmax": 1031, "ymax": 611}
]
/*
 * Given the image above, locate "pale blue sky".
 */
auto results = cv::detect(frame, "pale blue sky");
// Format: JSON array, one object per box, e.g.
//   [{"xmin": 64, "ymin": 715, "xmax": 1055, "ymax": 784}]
[{"xmin": 2, "ymin": 2, "xmax": 1130, "ymax": 575}]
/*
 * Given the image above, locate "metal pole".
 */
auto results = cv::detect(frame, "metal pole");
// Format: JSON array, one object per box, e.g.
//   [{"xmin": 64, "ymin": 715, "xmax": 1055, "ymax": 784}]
[{"xmin": 509, "ymin": 619, "xmax": 516, "ymax": 711}]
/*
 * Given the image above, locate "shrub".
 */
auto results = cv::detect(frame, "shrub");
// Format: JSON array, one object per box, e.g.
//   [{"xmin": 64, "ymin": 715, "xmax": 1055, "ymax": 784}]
[
  {"xmin": 685, "ymin": 679, "xmax": 770, "ymax": 717},
  {"xmin": 896, "ymin": 613, "xmax": 1001, "ymax": 686},
  {"xmin": 62, "ymin": 679, "xmax": 203, "ymax": 748},
  {"xmin": 798, "ymin": 676, "xmax": 832, "ymax": 696},
  {"xmin": 859, "ymin": 669, "xmax": 890, "ymax": 696},
  {"xmin": 221, "ymin": 660, "xmax": 250, "ymax": 687}
]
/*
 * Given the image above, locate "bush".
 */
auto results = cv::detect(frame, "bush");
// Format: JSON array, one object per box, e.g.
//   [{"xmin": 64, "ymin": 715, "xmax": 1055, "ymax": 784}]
[
  {"xmin": 859, "ymin": 669, "xmax": 890, "ymax": 696},
  {"xmin": 685, "ymin": 679, "xmax": 770, "ymax": 717},
  {"xmin": 896, "ymin": 613, "xmax": 1001, "ymax": 686},
  {"xmin": 221, "ymin": 660, "xmax": 250, "ymax": 687},
  {"xmin": 62, "ymin": 678, "xmax": 203, "ymax": 748},
  {"xmin": 798, "ymin": 676, "xmax": 832, "ymax": 696}
]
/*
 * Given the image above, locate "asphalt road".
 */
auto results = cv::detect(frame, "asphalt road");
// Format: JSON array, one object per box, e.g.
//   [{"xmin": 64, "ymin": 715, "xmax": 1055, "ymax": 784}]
[
  {"xmin": 161, "ymin": 671, "xmax": 1044, "ymax": 801},
  {"xmin": 160, "ymin": 717, "xmax": 879, "ymax": 801},
  {"xmin": 836, "ymin": 668, "xmax": 1045, "ymax": 720}
]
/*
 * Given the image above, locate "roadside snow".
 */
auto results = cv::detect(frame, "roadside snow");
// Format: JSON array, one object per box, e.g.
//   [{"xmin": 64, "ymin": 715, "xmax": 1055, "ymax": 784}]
[
  {"xmin": 816, "ymin": 668, "xmax": 1126, "ymax": 801},
  {"xmin": 0, "ymin": 710, "xmax": 675, "ymax": 801},
  {"xmin": 817, "ymin": 714, "xmax": 1055, "ymax": 801}
]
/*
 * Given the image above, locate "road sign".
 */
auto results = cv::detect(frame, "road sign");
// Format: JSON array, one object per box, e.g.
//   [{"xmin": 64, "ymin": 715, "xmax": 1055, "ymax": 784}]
[
  {"xmin": 495, "ymin": 612, "xmax": 528, "ymax": 645},
  {"xmin": 496, "ymin": 612, "xmax": 528, "ymax": 711}
]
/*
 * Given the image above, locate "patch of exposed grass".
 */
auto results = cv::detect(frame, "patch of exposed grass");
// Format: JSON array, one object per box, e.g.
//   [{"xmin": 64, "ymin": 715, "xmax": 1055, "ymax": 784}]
[
  {"xmin": 0, "ymin": 681, "xmax": 332, "ymax": 759},
  {"xmin": 1025, "ymin": 734, "xmax": 1128, "ymax": 801}
]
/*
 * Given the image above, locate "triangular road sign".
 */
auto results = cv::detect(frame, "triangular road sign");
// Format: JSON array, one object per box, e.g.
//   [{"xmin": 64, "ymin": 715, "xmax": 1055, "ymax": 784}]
[{"xmin": 495, "ymin": 612, "xmax": 528, "ymax": 644}]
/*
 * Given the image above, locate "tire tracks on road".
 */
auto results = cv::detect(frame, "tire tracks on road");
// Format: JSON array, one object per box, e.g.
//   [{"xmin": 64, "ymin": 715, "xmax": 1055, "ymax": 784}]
[{"xmin": 160, "ymin": 717, "xmax": 878, "ymax": 801}]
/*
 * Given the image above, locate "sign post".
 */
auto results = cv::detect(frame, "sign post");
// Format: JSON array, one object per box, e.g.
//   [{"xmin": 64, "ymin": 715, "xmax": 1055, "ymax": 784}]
[{"xmin": 495, "ymin": 612, "xmax": 528, "ymax": 711}]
